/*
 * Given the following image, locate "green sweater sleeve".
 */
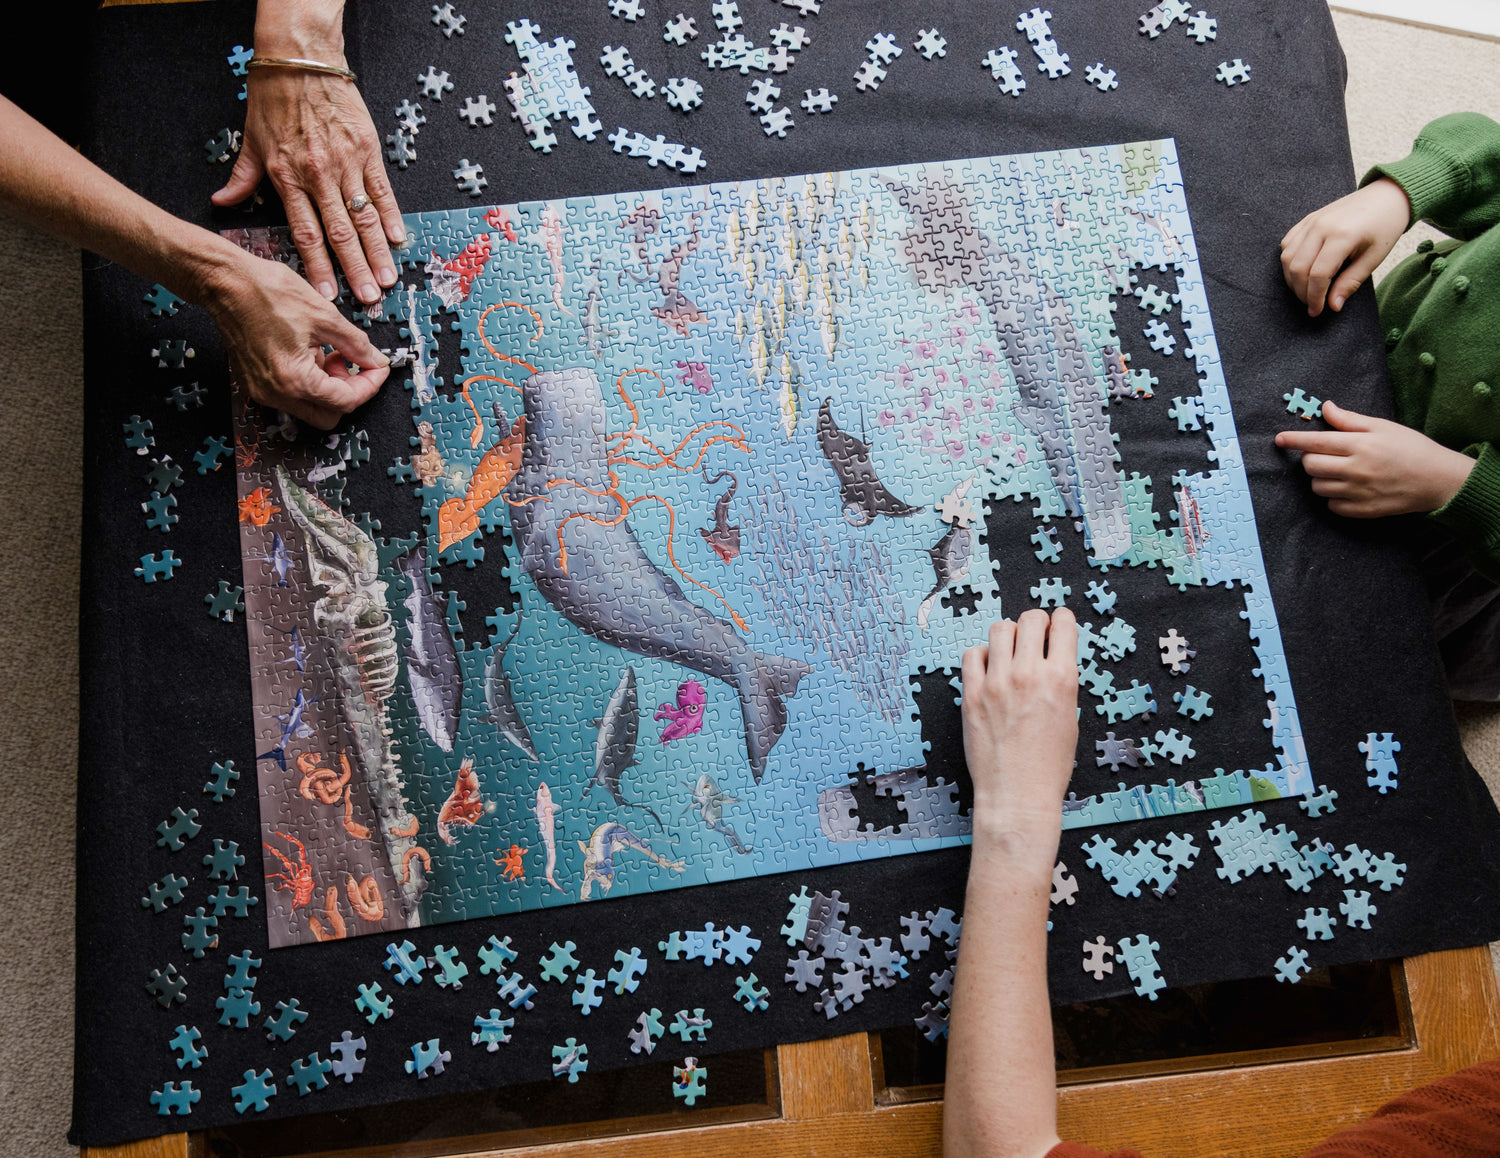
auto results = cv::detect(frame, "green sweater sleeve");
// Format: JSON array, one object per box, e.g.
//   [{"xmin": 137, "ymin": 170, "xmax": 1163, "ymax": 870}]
[
  {"xmin": 1361, "ymin": 112, "xmax": 1500, "ymax": 241},
  {"xmin": 1432, "ymin": 442, "xmax": 1500, "ymax": 584}
]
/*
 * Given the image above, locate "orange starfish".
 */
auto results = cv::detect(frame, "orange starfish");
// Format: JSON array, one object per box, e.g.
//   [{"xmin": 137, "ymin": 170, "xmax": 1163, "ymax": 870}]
[
  {"xmin": 495, "ymin": 843, "xmax": 527, "ymax": 882},
  {"xmin": 238, "ymin": 486, "xmax": 279, "ymax": 527}
]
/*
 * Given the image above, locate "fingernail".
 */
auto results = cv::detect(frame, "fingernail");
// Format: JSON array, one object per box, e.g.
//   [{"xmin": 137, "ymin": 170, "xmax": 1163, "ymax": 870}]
[
  {"xmin": 1332, "ymin": 295, "xmax": 1343, "ymax": 309},
  {"xmin": 318, "ymin": 281, "xmax": 337, "ymax": 300},
  {"xmin": 392, "ymin": 230, "xmax": 409, "ymax": 247},
  {"xmin": 360, "ymin": 283, "xmax": 379, "ymax": 303},
  {"xmin": 378, "ymin": 266, "xmax": 397, "ymax": 287}
]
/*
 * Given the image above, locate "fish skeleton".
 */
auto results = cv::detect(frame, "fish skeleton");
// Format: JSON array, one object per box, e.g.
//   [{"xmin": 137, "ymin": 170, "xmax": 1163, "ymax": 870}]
[
  {"xmin": 589, "ymin": 667, "xmax": 661, "ymax": 828},
  {"xmin": 577, "ymin": 820, "xmax": 684, "ymax": 901},
  {"xmin": 698, "ymin": 470, "xmax": 740, "ymax": 562},
  {"xmin": 276, "ymin": 468, "xmax": 424, "ymax": 923},
  {"xmin": 398, "ymin": 547, "xmax": 462, "ymax": 753},
  {"xmin": 406, "ymin": 285, "xmax": 436, "ymax": 405},
  {"xmin": 534, "ymin": 782, "xmax": 563, "ymax": 892},
  {"xmin": 484, "ymin": 613, "xmax": 539, "ymax": 762},
  {"xmin": 507, "ymin": 367, "xmax": 811, "ymax": 781},
  {"xmin": 816, "ymin": 398, "xmax": 920, "ymax": 527}
]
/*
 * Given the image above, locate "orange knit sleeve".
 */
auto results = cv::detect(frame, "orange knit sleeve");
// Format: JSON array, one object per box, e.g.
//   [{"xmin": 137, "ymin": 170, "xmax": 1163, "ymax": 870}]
[
  {"xmin": 1047, "ymin": 1142, "xmax": 1147, "ymax": 1158},
  {"xmin": 1302, "ymin": 1059, "xmax": 1500, "ymax": 1158}
]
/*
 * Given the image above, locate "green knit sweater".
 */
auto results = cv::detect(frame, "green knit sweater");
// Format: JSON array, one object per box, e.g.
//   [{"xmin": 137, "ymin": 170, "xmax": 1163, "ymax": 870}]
[{"xmin": 1362, "ymin": 112, "xmax": 1500, "ymax": 582}]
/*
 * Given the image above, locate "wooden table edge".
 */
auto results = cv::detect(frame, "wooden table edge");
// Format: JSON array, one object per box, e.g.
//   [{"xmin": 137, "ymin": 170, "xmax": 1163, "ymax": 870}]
[{"xmin": 83, "ymin": 946, "xmax": 1499, "ymax": 1158}]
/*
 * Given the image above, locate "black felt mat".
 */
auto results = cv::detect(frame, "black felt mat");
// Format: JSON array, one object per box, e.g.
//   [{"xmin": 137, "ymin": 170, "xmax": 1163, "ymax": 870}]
[{"xmin": 71, "ymin": 0, "xmax": 1500, "ymax": 1145}]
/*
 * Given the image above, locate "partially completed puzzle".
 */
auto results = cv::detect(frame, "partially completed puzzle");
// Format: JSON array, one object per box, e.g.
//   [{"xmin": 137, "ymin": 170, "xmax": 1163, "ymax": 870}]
[{"xmin": 233, "ymin": 139, "xmax": 1313, "ymax": 947}]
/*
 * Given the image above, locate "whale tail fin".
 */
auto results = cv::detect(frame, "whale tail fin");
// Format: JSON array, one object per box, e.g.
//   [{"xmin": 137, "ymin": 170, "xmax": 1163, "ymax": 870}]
[{"xmin": 739, "ymin": 651, "xmax": 813, "ymax": 782}]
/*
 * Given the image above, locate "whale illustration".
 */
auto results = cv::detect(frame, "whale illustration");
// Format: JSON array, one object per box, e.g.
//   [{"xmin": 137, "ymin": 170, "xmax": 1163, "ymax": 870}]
[{"xmin": 506, "ymin": 367, "xmax": 811, "ymax": 781}]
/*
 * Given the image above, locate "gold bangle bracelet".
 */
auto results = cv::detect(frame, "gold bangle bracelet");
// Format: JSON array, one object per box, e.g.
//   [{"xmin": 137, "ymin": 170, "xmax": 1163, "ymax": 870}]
[{"xmin": 247, "ymin": 56, "xmax": 358, "ymax": 82}]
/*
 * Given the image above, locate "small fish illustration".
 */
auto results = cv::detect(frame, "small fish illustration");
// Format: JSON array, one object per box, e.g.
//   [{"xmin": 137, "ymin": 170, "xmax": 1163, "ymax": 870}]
[
  {"xmin": 579, "ymin": 256, "xmax": 617, "ymax": 361},
  {"xmin": 540, "ymin": 203, "xmax": 573, "ymax": 317},
  {"xmin": 620, "ymin": 201, "xmax": 660, "ymax": 284},
  {"xmin": 654, "ymin": 679, "xmax": 706, "ymax": 743},
  {"xmin": 589, "ymin": 668, "xmax": 662, "ymax": 828},
  {"xmin": 535, "ymin": 782, "xmax": 564, "ymax": 892},
  {"xmin": 698, "ymin": 470, "xmax": 740, "ymax": 563},
  {"xmin": 578, "ymin": 821, "xmax": 685, "ymax": 901},
  {"xmin": 258, "ymin": 687, "xmax": 317, "ymax": 772},
  {"xmin": 674, "ymin": 360, "xmax": 713, "ymax": 394},
  {"xmin": 651, "ymin": 212, "xmax": 706, "ymax": 337},
  {"xmin": 412, "ymin": 421, "xmax": 446, "ymax": 488},
  {"xmin": 485, "ymin": 613, "xmax": 539, "ymax": 762},
  {"xmin": 436, "ymin": 757, "xmax": 484, "ymax": 845},
  {"xmin": 275, "ymin": 625, "xmax": 307, "ymax": 673},
  {"xmin": 685, "ymin": 772, "xmax": 751, "ymax": 854},
  {"xmin": 816, "ymin": 398, "xmax": 920, "ymax": 526},
  {"xmin": 406, "ymin": 285, "xmax": 436, "ymax": 405},
  {"xmin": 268, "ymin": 531, "xmax": 292, "ymax": 587}
]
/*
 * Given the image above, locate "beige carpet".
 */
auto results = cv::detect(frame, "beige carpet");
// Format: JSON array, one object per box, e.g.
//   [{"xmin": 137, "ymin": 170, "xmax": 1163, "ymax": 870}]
[{"xmin": 3, "ymin": 12, "xmax": 1498, "ymax": 1155}]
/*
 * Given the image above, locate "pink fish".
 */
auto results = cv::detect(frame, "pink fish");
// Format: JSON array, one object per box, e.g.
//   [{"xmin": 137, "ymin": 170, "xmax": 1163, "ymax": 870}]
[
  {"xmin": 654, "ymin": 679, "xmax": 706, "ymax": 743},
  {"xmin": 674, "ymin": 360, "xmax": 714, "ymax": 395},
  {"xmin": 534, "ymin": 782, "xmax": 563, "ymax": 892}
]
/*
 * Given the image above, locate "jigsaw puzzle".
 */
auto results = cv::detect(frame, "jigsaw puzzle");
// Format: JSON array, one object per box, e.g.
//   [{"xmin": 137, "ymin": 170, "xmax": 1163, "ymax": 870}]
[{"xmin": 230, "ymin": 140, "xmax": 1313, "ymax": 946}]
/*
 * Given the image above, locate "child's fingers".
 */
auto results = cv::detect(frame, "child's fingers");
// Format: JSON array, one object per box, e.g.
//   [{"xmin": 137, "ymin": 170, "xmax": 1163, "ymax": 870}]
[
  {"xmin": 1302, "ymin": 238, "xmax": 1359, "ymax": 318},
  {"xmin": 1321, "ymin": 400, "xmax": 1378, "ymax": 432},
  {"xmin": 1311, "ymin": 476, "xmax": 1355, "ymax": 497},
  {"xmin": 1298, "ymin": 452, "xmax": 1356, "ymax": 478},
  {"xmin": 1275, "ymin": 429, "xmax": 1358, "ymax": 454},
  {"xmin": 1326, "ymin": 247, "xmax": 1382, "ymax": 312}
]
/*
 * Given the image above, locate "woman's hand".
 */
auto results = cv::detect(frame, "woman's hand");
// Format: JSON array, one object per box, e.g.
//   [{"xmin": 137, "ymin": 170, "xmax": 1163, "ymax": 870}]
[
  {"xmin": 205, "ymin": 251, "xmax": 389, "ymax": 430},
  {"xmin": 960, "ymin": 609, "xmax": 1079, "ymax": 844},
  {"xmin": 212, "ymin": 1, "xmax": 404, "ymax": 305}
]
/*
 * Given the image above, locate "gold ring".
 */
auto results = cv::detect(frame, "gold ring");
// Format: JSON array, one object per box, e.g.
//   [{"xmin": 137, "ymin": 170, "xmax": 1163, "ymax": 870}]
[{"xmin": 345, "ymin": 193, "xmax": 372, "ymax": 213}]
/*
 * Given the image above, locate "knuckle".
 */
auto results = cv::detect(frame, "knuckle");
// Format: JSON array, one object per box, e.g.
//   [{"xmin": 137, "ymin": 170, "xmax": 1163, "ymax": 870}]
[{"xmin": 325, "ymin": 220, "xmax": 360, "ymax": 247}]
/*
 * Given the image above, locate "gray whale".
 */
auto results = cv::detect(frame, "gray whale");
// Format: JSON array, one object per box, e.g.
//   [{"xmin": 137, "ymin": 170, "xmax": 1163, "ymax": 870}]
[{"xmin": 507, "ymin": 368, "xmax": 811, "ymax": 781}]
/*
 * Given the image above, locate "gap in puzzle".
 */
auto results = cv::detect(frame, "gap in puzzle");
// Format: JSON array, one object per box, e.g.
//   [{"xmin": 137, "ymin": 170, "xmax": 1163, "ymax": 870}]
[{"xmin": 231, "ymin": 139, "xmax": 1312, "ymax": 948}]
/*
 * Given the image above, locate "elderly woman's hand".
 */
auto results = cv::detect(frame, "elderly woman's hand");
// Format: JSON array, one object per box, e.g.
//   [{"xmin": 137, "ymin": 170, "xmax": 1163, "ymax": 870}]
[{"xmin": 212, "ymin": 0, "xmax": 405, "ymax": 306}]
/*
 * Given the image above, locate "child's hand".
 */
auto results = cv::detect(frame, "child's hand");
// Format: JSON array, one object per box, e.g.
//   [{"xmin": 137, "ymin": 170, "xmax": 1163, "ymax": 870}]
[
  {"xmin": 1276, "ymin": 401, "xmax": 1475, "ymax": 516},
  {"xmin": 960, "ymin": 610, "xmax": 1078, "ymax": 844},
  {"xmin": 1280, "ymin": 178, "xmax": 1411, "ymax": 317}
]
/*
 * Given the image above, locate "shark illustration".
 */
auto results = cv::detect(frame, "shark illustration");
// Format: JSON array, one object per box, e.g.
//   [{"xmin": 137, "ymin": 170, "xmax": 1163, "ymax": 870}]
[{"xmin": 398, "ymin": 547, "xmax": 462, "ymax": 753}]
